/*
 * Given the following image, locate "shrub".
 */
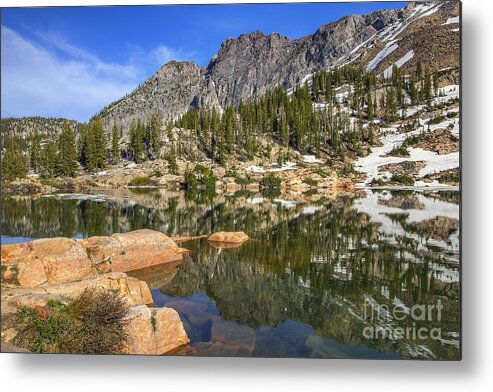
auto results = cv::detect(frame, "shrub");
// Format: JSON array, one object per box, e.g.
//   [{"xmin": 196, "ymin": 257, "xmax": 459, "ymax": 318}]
[
  {"xmin": 427, "ymin": 115, "xmax": 446, "ymax": 125},
  {"xmin": 402, "ymin": 134, "xmax": 424, "ymax": 148},
  {"xmin": 260, "ymin": 173, "xmax": 282, "ymax": 190},
  {"xmin": 370, "ymin": 177, "xmax": 385, "ymax": 187},
  {"xmin": 234, "ymin": 176, "xmax": 253, "ymax": 185},
  {"xmin": 447, "ymin": 111, "xmax": 458, "ymax": 118},
  {"xmin": 313, "ymin": 167, "xmax": 330, "ymax": 178},
  {"xmin": 128, "ymin": 176, "xmax": 156, "ymax": 186},
  {"xmin": 165, "ymin": 153, "xmax": 179, "ymax": 175},
  {"xmin": 440, "ymin": 171, "xmax": 460, "ymax": 183},
  {"xmin": 10, "ymin": 289, "xmax": 130, "ymax": 354},
  {"xmin": 302, "ymin": 178, "xmax": 318, "ymax": 187},
  {"xmin": 390, "ymin": 174, "xmax": 414, "ymax": 185},
  {"xmin": 388, "ymin": 145, "xmax": 410, "ymax": 157},
  {"xmin": 184, "ymin": 164, "xmax": 217, "ymax": 189}
]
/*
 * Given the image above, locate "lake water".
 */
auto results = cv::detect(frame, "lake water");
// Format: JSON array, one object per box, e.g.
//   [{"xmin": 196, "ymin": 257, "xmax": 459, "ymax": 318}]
[{"xmin": 1, "ymin": 188, "xmax": 460, "ymax": 359}]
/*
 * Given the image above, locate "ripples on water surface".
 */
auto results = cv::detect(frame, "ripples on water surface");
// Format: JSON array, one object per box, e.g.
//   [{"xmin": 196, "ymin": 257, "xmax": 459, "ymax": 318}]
[{"xmin": 1, "ymin": 188, "xmax": 460, "ymax": 359}]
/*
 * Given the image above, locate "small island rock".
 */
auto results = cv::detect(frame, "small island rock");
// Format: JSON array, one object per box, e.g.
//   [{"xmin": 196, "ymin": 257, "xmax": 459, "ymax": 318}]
[{"xmin": 207, "ymin": 231, "xmax": 250, "ymax": 244}]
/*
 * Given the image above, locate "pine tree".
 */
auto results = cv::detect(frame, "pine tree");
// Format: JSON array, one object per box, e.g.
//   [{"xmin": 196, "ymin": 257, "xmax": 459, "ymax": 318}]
[
  {"xmin": 129, "ymin": 120, "xmax": 144, "ymax": 163},
  {"xmin": 416, "ymin": 62, "xmax": 423, "ymax": 80},
  {"xmin": 1, "ymin": 140, "xmax": 28, "ymax": 181},
  {"xmin": 79, "ymin": 124, "xmax": 95, "ymax": 171},
  {"xmin": 92, "ymin": 118, "xmax": 109, "ymax": 169},
  {"xmin": 433, "ymin": 70, "xmax": 440, "ymax": 96},
  {"xmin": 57, "ymin": 123, "xmax": 78, "ymax": 177},
  {"xmin": 366, "ymin": 90, "xmax": 374, "ymax": 121},
  {"xmin": 424, "ymin": 72, "xmax": 433, "ymax": 108},
  {"xmin": 29, "ymin": 130, "xmax": 42, "ymax": 172},
  {"xmin": 166, "ymin": 147, "xmax": 179, "ymax": 175},
  {"xmin": 112, "ymin": 124, "xmax": 120, "ymax": 163},
  {"xmin": 385, "ymin": 87, "xmax": 397, "ymax": 122},
  {"xmin": 410, "ymin": 75, "xmax": 418, "ymax": 106},
  {"xmin": 79, "ymin": 119, "xmax": 108, "ymax": 171},
  {"xmin": 278, "ymin": 107, "xmax": 289, "ymax": 147},
  {"xmin": 39, "ymin": 140, "xmax": 58, "ymax": 178},
  {"xmin": 146, "ymin": 114, "xmax": 162, "ymax": 158}
]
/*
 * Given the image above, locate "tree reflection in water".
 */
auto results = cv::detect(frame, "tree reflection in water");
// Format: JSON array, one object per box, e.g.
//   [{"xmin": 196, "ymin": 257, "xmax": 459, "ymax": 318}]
[{"xmin": 1, "ymin": 189, "xmax": 460, "ymax": 359}]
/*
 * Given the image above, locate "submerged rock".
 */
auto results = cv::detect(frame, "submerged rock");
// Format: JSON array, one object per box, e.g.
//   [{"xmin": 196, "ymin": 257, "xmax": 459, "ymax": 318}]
[{"xmin": 207, "ymin": 231, "xmax": 250, "ymax": 245}]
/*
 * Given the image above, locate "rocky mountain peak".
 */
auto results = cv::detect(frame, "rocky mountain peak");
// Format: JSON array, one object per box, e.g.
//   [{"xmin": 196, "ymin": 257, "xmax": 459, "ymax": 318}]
[{"xmin": 94, "ymin": 1, "xmax": 458, "ymax": 135}]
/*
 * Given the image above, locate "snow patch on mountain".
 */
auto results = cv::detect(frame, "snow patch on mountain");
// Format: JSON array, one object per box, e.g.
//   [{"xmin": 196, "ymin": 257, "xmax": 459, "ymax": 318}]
[
  {"xmin": 383, "ymin": 50, "xmax": 415, "ymax": 78},
  {"xmin": 355, "ymin": 84, "xmax": 460, "ymax": 187},
  {"xmin": 246, "ymin": 162, "xmax": 297, "ymax": 173},
  {"xmin": 434, "ymin": 85, "xmax": 460, "ymax": 105},
  {"xmin": 443, "ymin": 16, "xmax": 459, "ymax": 25},
  {"xmin": 303, "ymin": 155, "xmax": 323, "ymax": 164},
  {"xmin": 367, "ymin": 41, "xmax": 399, "ymax": 71}
]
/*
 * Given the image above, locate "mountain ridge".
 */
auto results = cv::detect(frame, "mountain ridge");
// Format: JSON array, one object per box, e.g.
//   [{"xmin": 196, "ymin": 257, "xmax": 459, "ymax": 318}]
[
  {"xmin": 96, "ymin": 1, "xmax": 458, "ymax": 135},
  {"xmin": 3, "ymin": 1, "xmax": 459, "ymax": 140}
]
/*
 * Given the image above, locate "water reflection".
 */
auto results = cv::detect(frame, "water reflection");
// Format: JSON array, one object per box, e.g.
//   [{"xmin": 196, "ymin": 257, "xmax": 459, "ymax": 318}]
[{"xmin": 1, "ymin": 188, "xmax": 460, "ymax": 359}]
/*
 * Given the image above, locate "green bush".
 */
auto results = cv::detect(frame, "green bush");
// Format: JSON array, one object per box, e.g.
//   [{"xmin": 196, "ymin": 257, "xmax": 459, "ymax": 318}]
[
  {"xmin": 128, "ymin": 176, "xmax": 156, "ymax": 186},
  {"xmin": 402, "ymin": 134, "xmax": 424, "ymax": 148},
  {"xmin": 370, "ymin": 177, "xmax": 385, "ymax": 187},
  {"xmin": 234, "ymin": 176, "xmax": 253, "ymax": 185},
  {"xmin": 313, "ymin": 167, "xmax": 330, "ymax": 178},
  {"xmin": 390, "ymin": 174, "xmax": 415, "ymax": 185},
  {"xmin": 260, "ymin": 173, "xmax": 282, "ymax": 190},
  {"xmin": 440, "ymin": 171, "xmax": 460, "ymax": 183},
  {"xmin": 388, "ymin": 145, "xmax": 410, "ymax": 157},
  {"xmin": 427, "ymin": 115, "xmax": 446, "ymax": 125},
  {"xmin": 184, "ymin": 164, "xmax": 217, "ymax": 189},
  {"xmin": 9, "ymin": 289, "xmax": 129, "ymax": 354},
  {"xmin": 165, "ymin": 153, "xmax": 179, "ymax": 175},
  {"xmin": 302, "ymin": 178, "xmax": 318, "ymax": 187}
]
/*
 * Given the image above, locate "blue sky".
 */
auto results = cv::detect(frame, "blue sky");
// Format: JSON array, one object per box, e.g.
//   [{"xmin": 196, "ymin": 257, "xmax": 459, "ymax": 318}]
[{"xmin": 1, "ymin": 2, "xmax": 408, "ymax": 122}]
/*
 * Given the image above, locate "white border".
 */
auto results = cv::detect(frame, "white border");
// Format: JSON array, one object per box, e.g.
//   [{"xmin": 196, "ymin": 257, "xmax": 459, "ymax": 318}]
[{"xmin": 2, "ymin": 0, "xmax": 493, "ymax": 390}]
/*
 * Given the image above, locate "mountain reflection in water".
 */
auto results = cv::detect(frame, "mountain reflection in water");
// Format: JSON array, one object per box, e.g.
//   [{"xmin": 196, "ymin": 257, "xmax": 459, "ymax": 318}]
[{"xmin": 1, "ymin": 188, "xmax": 460, "ymax": 359}]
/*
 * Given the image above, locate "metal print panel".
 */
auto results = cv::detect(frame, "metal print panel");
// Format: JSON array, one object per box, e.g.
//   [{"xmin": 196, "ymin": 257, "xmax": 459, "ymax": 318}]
[{"xmin": 0, "ymin": 1, "xmax": 461, "ymax": 360}]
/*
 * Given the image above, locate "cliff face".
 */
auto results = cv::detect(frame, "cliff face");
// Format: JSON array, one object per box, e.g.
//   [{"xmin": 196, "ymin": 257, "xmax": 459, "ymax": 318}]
[
  {"xmin": 98, "ymin": 61, "xmax": 204, "ymax": 131},
  {"xmin": 96, "ymin": 1, "xmax": 459, "ymax": 135},
  {"xmin": 97, "ymin": 7, "xmax": 406, "ymax": 131},
  {"xmin": 205, "ymin": 9, "xmax": 404, "ymax": 108}
]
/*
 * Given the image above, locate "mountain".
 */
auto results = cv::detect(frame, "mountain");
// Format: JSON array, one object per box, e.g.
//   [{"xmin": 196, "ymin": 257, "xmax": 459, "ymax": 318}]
[{"xmin": 97, "ymin": 1, "xmax": 459, "ymax": 134}]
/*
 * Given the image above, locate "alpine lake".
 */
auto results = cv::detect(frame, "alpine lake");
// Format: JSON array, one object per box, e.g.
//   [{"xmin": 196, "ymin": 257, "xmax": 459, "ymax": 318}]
[{"xmin": 1, "ymin": 187, "xmax": 460, "ymax": 360}]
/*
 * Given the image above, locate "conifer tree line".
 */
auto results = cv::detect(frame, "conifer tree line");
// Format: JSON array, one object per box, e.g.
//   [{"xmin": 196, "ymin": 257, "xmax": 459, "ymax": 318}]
[
  {"xmin": 176, "ymin": 63, "xmax": 444, "ymax": 163},
  {"xmin": 2, "ymin": 62, "xmax": 448, "ymax": 181},
  {"xmin": 1, "ymin": 138, "xmax": 28, "ymax": 181},
  {"xmin": 2, "ymin": 113, "xmax": 164, "ymax": 181},
  {"xmin": 3, "ymin": 120, "xmax": 112, "ymax": 180},
  {"xmin": 128, "ymin": 114, "xmax": 163, "ymax": 163},
  {"xmin": 2, "ymin": 123, "xmax": 80, "ymax": 181}
]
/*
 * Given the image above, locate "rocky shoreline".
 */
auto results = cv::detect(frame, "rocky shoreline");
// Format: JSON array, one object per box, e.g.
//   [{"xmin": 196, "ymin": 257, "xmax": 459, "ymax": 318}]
[
  {"xmin": 1, "ymin": 229, "xmax": 251, "ymax": 354},
  {"xmin": 1, "ymin": 155, "xmax": 356, "ymax": 197},
  {"xmin": 1, "ymin": 229, "xmax": 243, "ymax": 354}
]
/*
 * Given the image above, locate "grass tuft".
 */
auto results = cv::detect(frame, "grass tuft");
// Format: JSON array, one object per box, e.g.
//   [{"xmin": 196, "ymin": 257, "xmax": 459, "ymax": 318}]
[{"xmin": 8, "ymin": 288, "xmax": 130, "ymax": 354}]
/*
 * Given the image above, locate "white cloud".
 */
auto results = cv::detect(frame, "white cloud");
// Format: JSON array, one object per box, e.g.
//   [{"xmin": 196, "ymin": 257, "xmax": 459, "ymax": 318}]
[
  {"xmin": 150, "ymin": 45, "xmax": 180, "ymax": 65},
  {"xmin": 1, "ymin": 25, "xmax": 194, "ymax": 122},
  {"xmin": 126, "ymin": 43, "xmax": 195, "ymax": 73}
]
